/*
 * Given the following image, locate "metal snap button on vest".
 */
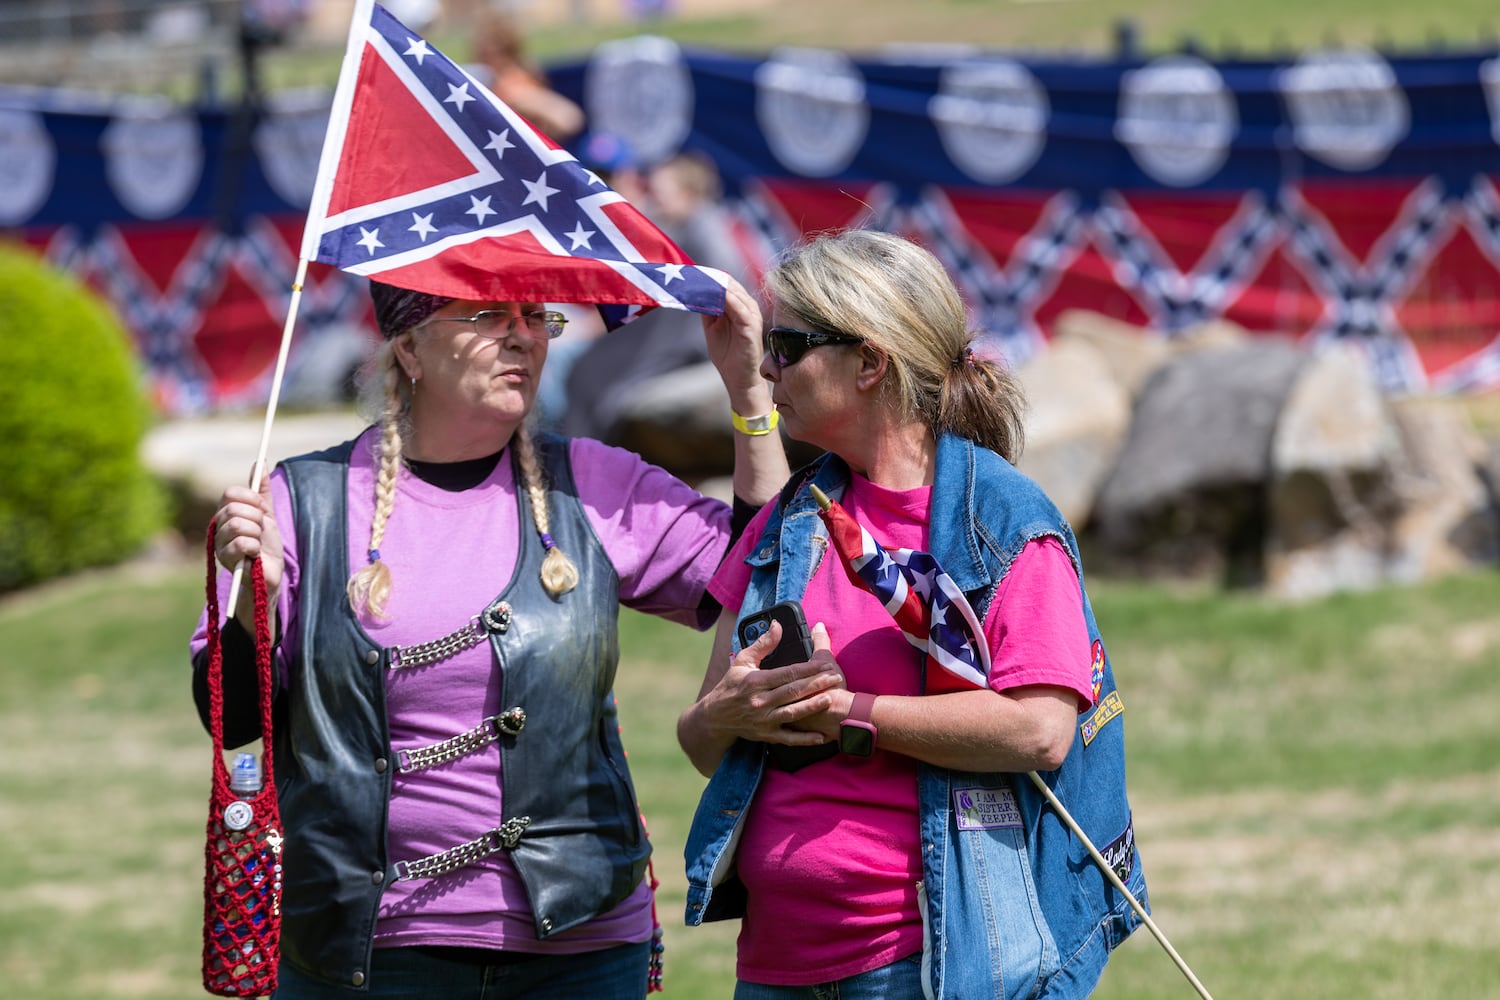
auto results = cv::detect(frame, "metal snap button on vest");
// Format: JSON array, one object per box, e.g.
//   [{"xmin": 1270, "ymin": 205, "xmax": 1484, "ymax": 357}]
[
  {"xmin": 371, "ymin": 870, "xmax": 384, "ymax": 885},
  {"xmin": 374, "ymin": 757, "xmax": 388, "ymax": 773},
  {"xmin": 365, "ymin": 649, "xmax": 380, "ymax": 665},
  {"xmin": 539, "ymin": 916, "xmax": 553, "ymax": 933},
  {"xmin": 482, "ymin": 601, "xmax": 513, "ymax": 634},
  {"xmin": 351, "ymin": 971, "xmax": 365, "ymax": 986}
]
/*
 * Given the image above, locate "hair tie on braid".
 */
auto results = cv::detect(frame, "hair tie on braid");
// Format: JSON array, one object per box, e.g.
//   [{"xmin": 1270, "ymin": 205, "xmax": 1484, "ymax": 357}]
[
  {"xmin": 368, "ymin": 548, "xmax": 382, "ymax": 563},
  {"xmin": 539, "ymin": 533, "xmax": 556, "ymax": 552}
]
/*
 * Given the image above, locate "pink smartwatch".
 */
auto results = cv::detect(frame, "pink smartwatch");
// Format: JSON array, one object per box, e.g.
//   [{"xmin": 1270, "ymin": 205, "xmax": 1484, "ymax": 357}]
[{"xmin": 839, "ymin": 692, "xmax": 878, "ymax": 757}]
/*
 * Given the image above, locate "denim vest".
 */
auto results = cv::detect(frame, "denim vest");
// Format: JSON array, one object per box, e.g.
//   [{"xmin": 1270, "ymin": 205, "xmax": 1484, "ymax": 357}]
[
  {"xmin": 683, "ymin": 433, "xmax": 1147, "ymax": 999},
  {"xmin": 273, "ymin": 434, "xmax": 645, "ymax": 990}
]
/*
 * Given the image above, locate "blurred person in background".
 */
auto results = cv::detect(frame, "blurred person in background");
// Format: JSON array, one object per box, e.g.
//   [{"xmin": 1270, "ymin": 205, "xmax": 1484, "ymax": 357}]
[
  {"xmin": 467, "ymin": 7, "xmax": 584, "ymax": 143},
  {"xmin": 563, "ymin": 149, "xmax": 754, "ymax": 442},
  {"xmin": 532, "ymin": 131, "xmax": 644, "ymax": 430},
  {"xmin": 190, "ymin": 274, "xmax": 789, "ymax": 999},
  {"xmin": 677, "ymin": 230, "xmax": 1146, "ymax": 999}
]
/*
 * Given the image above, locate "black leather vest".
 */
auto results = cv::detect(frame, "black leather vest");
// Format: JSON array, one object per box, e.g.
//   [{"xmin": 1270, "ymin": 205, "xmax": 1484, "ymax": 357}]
[{"xmin": 273, "ymin": 434, "xmax": 643, "ymax": 990}]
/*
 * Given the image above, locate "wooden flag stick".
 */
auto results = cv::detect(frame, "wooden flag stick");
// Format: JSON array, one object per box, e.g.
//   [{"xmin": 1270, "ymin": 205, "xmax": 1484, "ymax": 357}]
[
  {"xmin": 1024, "ymin": 771, "xmax": 1214, "ymax": 1000},
  {"xmin": 226, "ymin": 257, "xmax": 310, "ymax": 617}
]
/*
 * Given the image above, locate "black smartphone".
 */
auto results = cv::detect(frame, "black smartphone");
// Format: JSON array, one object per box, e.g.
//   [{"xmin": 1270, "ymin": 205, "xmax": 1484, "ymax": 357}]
[
  {"xmin": 736, "ymin": 601, "xmax": 836, "ymax": 772},
  {"xmin": 738, "ymin": 601, "xmax": 813, "ymax": 668}
]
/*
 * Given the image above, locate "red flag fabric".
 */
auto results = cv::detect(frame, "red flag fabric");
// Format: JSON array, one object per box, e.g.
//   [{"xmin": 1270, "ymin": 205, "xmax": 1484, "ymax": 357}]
[
  {"xmin": 300, "ymin": 0, "xmax": 727, "ymax": 328},
  {"xmin": 811, "ymin": 486, "xmax": 991, "ymax": 695}
]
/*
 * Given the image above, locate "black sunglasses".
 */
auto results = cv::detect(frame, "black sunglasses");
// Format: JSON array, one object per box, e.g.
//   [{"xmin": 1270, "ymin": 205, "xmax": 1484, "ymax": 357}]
[{"xmin": 764, "ymin": 326, "xmax": 863, "ymax": 368}]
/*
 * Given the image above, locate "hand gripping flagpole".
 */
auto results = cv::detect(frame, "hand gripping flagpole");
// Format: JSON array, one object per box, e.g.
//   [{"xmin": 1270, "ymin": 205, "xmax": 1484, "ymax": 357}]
[{"xmin": 806, "ymin": 485, "xmax": 1213, "ymax": 999}]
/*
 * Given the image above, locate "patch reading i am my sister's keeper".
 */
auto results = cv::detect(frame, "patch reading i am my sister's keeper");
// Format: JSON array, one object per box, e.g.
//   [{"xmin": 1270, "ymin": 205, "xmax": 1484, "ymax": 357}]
[{"xmin": 954, "ymin": 785, "xmax": 1023, "ymax": 830}]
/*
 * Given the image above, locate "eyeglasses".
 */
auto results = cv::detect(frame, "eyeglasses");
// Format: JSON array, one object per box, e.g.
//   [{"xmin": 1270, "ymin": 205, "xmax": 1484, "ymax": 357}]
[
  {"xmin": 423, "ymin": 308, "xmax": 568, "ymax": 341},
  {"xmin": 764, "ymin": 326, "xmax": 863, "ymax": 368}
]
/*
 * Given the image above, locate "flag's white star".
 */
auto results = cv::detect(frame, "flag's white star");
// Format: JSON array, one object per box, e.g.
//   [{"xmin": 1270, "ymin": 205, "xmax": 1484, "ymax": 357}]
[
  {"xmin": 658, "ymin": 262, "xmax": 686, "ymax": 284},
  {"xmin": 409, "ymin": 212, "xmax": 437, "ymax": 242},
  {"xmin": 403, "ymin": 38, "xmax": 432, "ymax": 64},
  {"xmin": 583, "ymin": 169, "xmax": 606, "ymax": 187},
  {"xmin": 483, "ymin": 128, "xmax": 515, "ymax": 160},
  {"xmin": 521, "ymin": 171, "xmax": 560, "ymax": 211},
  {"xmin": 565, "ymin": 222, "xmax": 596, "ymax": 250},
  {"xmin": 910, "ymin": 571, "xmax": 934, "ymax": 601},
  {"xmin": 444, "ymin": 82, "xmax": 475, "ymax": 113},
  {"xmin": 466, "ymin": 195, "xmax": 496, "ymax": 225},
  {"xmin": 356, "ymin": 226, "xmax": 384, "ymax": 255}
]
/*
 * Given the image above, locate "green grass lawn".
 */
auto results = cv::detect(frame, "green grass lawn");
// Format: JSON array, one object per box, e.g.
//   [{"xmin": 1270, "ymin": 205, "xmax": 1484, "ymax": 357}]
[{"xmin": 2, "ymin": 557, "xmax": 1497, "ymax": 998}]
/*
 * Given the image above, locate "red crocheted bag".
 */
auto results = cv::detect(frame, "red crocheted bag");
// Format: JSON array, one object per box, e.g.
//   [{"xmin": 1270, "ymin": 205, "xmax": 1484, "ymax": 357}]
[{"xmin": 200, "ymin": 524, "xmax": 284, "ymax": 997}]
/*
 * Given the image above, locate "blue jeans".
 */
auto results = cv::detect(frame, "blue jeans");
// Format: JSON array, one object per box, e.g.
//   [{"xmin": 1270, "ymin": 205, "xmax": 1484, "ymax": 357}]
[
  {"xmin": 273, "ymin": 942, "xmax": 650, "ymax": 1000},
  {"xmin": 733, "ymin": 953, "xmax": 924, "ymax": 1000}
]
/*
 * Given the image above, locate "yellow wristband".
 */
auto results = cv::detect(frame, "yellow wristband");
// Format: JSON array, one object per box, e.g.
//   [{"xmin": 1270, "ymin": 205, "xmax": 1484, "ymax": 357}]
[{"xmin": 731, "ymin": 408, "xmax": 779, "ymax": 436}]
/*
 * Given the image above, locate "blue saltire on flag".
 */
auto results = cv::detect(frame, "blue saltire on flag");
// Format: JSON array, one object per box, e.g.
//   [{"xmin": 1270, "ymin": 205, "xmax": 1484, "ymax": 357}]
[
  {"xmin": 300, "ymin": 0, "xmax": 727, "ymax": 328},
  {"xmin": 815, "ymin": 486, "xmax": 991, "ymax": 695}
]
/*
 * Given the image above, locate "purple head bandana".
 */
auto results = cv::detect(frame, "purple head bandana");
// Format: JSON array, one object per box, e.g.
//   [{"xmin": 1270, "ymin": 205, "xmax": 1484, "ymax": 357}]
[{"xmin": 370, "ymin": 281, "xmax": 455, "ymax": 339}]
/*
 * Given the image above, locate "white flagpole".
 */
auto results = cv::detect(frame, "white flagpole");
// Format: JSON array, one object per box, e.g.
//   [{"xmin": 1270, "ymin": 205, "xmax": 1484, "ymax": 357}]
[
  {"xmin": 1024, "ymin": 771, "xmax": 1215, "ymax": 1000},
  {"xmin": 225, "ymin": 0, "xmax": 374, "ymax": 615},
  {"xmin": 225, "ymin": 257, "xmax": 310, "ymax": 616}
]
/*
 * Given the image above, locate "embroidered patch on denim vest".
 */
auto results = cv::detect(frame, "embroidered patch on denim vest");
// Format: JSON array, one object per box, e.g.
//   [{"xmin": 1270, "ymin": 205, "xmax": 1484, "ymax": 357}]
[
  {"xmin": 1080, "ymin": 690, "xmax": 1124, "ymax": 747},
  {"xmin": 953, "ymin": 785, "xmax": 1022, "ymax": 830},
  {"xmin": 1101, "ymin": 815, "xmax": 1136, "ymax": 882}
]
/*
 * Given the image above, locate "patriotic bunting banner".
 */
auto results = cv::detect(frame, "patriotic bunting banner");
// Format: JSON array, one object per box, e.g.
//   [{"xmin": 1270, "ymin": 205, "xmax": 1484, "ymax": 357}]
[
  {"xmin": 302, "ymin": 0, "xmax": 727, "ymax": 328},
  {"xmin": 8, "ymin": 39, "xmax": 1500, "ymax": 411},
  {"xmin": 812, "ymin": 486, "xmax": 990, "ymax": 696}
]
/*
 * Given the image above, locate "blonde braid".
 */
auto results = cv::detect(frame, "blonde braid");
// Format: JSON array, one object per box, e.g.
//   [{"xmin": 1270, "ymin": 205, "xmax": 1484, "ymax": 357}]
[
  {"xmin": 513, "ymin": 425, "xmax": 578, "ymax": 597},
  {"xmin": 346, "ymin": 352, "xmax": 407, "ymax": 618}
]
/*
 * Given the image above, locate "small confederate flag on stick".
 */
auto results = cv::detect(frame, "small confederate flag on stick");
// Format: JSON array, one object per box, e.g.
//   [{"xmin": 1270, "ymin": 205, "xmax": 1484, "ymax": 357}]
[
  {"xmin": 300, "ymin": 0, "xmax": 727, "ymax": 327},
  {"xmin": 809, "ymin": 485, "xmax": 991, "ymax": 695}
]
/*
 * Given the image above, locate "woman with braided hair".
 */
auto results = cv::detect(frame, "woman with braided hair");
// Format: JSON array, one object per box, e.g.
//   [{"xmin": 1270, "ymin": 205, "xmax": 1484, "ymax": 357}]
[
  {"xmin": 678, "ymin": 230, "xmax": 1146, "ymax": 999},
  {"xmin": 190, "ymin": 278, "xmax": 790, "ymax": 999}
]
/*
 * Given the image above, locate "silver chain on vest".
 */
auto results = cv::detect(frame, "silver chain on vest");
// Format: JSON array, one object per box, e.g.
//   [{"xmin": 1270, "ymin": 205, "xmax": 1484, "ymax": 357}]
[
  {"xmin": 387, "ymin": 602, "xmax": 513, "ymax": 670},
  {"xmin": 396, "ymin": 708, "xmax": 527, "ymax": 773},
  {"xmin": 392, "ymin": 817, "xmax": 532, "ymax": 882}
]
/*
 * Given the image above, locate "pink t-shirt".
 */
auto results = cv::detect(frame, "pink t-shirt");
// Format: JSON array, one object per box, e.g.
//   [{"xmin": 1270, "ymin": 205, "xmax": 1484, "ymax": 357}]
[
  {"xmin": 707, "ymin": 473, "xmax": 1094, "ymax": 985},
  {"xmin": 193, "ymin": 430, "xmax": 728, "ymax": 954}
]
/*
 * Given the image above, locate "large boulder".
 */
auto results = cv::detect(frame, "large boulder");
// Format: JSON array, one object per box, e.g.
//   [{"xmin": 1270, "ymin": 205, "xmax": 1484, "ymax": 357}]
[
  {"xmin": 1264, "ymin": 348, "xmax": 1500, "ymax": 599},
  {"xmin": 1386, "ymin": 395, "xmax": 1500, "ymax": 581},
  {"xmin": 1049, "ymin": 310, "xmax": 1173, "ymax": 402},
  {"xmin": 1263, "ymin": 345, "xmax": 1406, "ymax": 598},
  {"xmin": 612, "ymin": 362, "xmax": 820, "ymax": 482},
  {"xmin": 613, "ymin": 363, "xmax": 736, "ymax": 480},
  {"xmin": 1014, "ymin": 335, "xmax": 1131, "ymax": 527},
  {"xmin": 1089, "ymin": 337, "xmax": 1307, "ymax": 582}
]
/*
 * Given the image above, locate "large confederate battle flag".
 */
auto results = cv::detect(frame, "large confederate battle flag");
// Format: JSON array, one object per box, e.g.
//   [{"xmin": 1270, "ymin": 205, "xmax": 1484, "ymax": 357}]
[{"xmin": 301, "ymin": 0, "xmax": 727, "ymax": 326}]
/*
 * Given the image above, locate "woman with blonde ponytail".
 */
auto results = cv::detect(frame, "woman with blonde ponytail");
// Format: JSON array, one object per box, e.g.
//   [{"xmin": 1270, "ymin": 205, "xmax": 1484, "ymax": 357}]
[
  {"xmin": 680, "ymin": 230, "xmax": 1147, "ymax": 999},
  {"xmin": 193, "ymin": 274, "xmax": 789, "ymax": 999}
]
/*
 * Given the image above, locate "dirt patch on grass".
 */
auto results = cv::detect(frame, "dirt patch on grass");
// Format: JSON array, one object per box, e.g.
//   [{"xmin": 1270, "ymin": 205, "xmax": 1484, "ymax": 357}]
[{"xmin": 1131, "ymin": 771, "xmax": 1500, "ymax": 951}]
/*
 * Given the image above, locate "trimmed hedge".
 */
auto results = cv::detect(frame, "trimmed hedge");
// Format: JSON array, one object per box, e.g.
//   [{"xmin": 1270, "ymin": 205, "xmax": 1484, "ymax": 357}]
[{"xmin": 0, "ymin": 243, "xmax": 166, "ymax": 591}]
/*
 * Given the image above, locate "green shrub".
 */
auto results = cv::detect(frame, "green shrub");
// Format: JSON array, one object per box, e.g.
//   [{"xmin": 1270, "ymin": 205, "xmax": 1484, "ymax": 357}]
[{"xmin": 0, "ymin": 242, "xmax": 166, "ymax": 591}]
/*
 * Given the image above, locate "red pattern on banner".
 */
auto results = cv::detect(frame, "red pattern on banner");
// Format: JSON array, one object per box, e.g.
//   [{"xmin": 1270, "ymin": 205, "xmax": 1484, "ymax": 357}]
[
  {"xmin": 1222, "ymin": 244, "xmax": 1327, "ymax": 339},
  {"xmin": 1297, "ymin": 178, "xmax": 1428, "ymax": 264},
  {"xmin": 1394, "ymin": 224, "xmax": 1500, "ymax": 376},
  {"xmin": 759, "ymin": 178, "xmax": 883, "ymax": 237},
  {"xmin": 1035, "ymin": 243, "xmax": 1153, "ymax": 332},
  {"xmin": 1113, "ymin": 191, "xmax": 1247, "ymax": 274}
]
